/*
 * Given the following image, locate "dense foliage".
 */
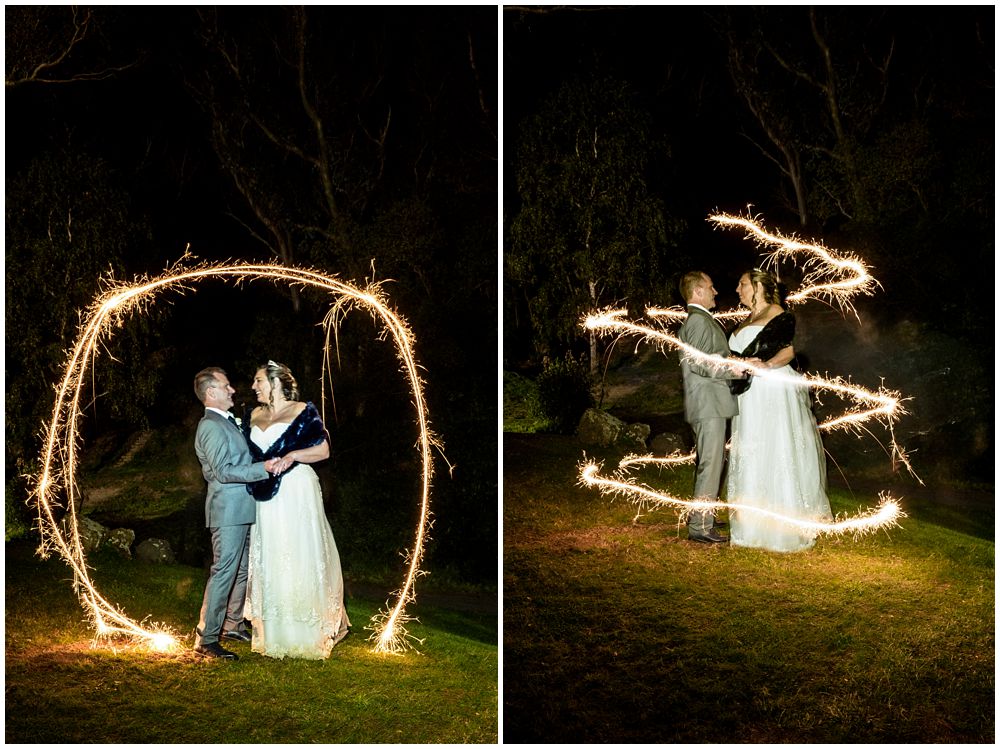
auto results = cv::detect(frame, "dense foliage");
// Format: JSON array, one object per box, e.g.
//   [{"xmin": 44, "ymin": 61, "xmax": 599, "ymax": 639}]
[
  {"xmin": 535, "ymin": 354, "xmax": 595, "ymax": 434},
  {"xmin": 508, "ymin": 76, "xmax": 685, "ymax": 361}
]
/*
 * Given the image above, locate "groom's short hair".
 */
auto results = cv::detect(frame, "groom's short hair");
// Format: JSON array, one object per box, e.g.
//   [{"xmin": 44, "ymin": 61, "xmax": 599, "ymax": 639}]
[
  {"xmin": 194, "ymin": 367, "xmax": 227, "ymax": 404},
  {"xmin": 679, "ymin": 271, "xmax": 708, "ymax": 303}
]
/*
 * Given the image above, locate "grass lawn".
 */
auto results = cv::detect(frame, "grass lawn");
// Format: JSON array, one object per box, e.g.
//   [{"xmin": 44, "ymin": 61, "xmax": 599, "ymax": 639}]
[
  {"xmin": 503, "ymin": 433, "xmax": 994, "ymax": 743},
  {"xmin": 5, "ymin": 540, "xmax": 497, "ymax": 744}
]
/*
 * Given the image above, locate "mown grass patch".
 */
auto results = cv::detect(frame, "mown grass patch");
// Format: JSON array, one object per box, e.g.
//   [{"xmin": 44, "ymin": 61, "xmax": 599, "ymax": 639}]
[
  {"xmin": 5, "ymin": 540, "xmax": 497, "ymax": 744},
  {"xmin": 503, "ymin": 433, "xmax": 994, "ymax": 743}
]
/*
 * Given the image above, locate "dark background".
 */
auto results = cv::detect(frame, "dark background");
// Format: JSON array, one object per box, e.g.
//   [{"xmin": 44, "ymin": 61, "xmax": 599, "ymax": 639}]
[
  {"xmin": 6, "ymin": 7, "xmax": 497, "ymax": 585},
  {"xmin": 503, "ymin": 6, "xmax": 993, "ymax": 483}
]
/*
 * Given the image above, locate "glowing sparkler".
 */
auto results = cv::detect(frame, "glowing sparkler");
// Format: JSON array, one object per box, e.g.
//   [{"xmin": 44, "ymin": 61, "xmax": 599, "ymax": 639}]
[
  {"xmin": 579, "ymin": 212, "xmax": 917, "ymax": 537},
  {"xmin": 619, "ymin": 450, "xmax": 695, "ymax": 471},
  {"xmin": 31, "ymin": 258, "xmax": 439, "ymax": 655},
  {"xmin": 643, "ymin": 210, "xmax": 880, "ymax": 326},
  {"xmin": 580, "ymin": 462, "xmax": 904, "ymax": 538},
  {"xmin": 585, "ymin": 308, "xmax": 907, "ymax": 444},
  {"xmin": 708, "ymin": 211, "xmax": 880, "ymax": 313}
]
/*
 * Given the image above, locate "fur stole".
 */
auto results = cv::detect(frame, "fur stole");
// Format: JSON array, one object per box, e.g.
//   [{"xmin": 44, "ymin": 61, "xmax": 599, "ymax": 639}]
[
  {"xmin": 734, "ymin": 311, "xmax": 796, "ymax": 361},
  {"xmin": 242, "ymin": 401, "xmax": 330, "ymax": 501},
  {"xmin": 729, "ymin": 312, "xmax": 797, "ymax": 395}
]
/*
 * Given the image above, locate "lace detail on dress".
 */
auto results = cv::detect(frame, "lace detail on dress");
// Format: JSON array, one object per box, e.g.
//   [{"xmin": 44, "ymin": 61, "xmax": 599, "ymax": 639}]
[
  {"xmin": 726, "ymin": 327, "xmax": 832, "ymax": 552},
  {"xmin": 246, "ymin": 423, "xmax": 350, "ymax": 659}
]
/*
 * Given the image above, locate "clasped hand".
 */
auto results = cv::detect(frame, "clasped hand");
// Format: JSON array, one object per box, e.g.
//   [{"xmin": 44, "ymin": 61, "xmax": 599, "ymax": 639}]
[
  {"xmin": 728, "ymin": 356, "xmax": 761, "ymax": 376},
  {"xmin": 264, "ymin": 455, "xmax": 294, "ymax": 475}
]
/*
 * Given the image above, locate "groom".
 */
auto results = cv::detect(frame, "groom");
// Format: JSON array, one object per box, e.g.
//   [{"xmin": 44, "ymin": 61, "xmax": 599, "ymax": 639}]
[
  {"xmin": 192, "ymin": 366, "xmax": 284, "ymax": 660},
  {"xmin": 677, "ymin": 272, "xmax": 740, "ymax": 544}
]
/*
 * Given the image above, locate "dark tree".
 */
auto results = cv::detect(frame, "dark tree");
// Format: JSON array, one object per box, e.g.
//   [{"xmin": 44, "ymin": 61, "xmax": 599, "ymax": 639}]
[{"xmin": 508, "ymin": 76, "xmax": 684, "ymax": 368}]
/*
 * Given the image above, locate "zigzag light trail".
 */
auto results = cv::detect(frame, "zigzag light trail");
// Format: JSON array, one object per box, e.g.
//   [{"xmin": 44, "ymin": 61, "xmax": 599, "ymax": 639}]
[
  {"xmin": 580, "ymin": 212, "xmax": 915, "ymax": 536},
  {"xmin": 643, "ymin": 210, "xmax": 880, "ymax": 323},
  {"xmin": 708, "ymin": 211, "xmax": 880, "ymax": 312},
  {"xmin": 31, "ymin": 259, "xmax": 438, "ymax": 655},
  {"xmin": 585, "ymin": 308, "xmax": 903, "ymax": 436}
]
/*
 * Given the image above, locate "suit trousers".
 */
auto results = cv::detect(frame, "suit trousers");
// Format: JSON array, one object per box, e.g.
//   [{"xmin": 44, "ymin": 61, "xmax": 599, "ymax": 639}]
[
  {"xmin": 689, "ymin": 417, "xmax": 727, "ymax": 534},
  {"xmin": 196, "ymin": 523, "xmax": 251, "ymax": 645}
]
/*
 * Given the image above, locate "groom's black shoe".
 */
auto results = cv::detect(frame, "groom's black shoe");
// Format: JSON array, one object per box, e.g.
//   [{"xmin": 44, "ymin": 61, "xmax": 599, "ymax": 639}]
[
  {"xmin": 195, "ymin": 642, "xmax": 239, "ymax": 660},
  {"xmin": 689, "ymin": 530, "xmax": 728, "ymax": 544},
  {"xmin": 713, "ymin": 519, "xmax": 728, "ymax": 529},
  {"xmin": 222, "ymin": 628, "xmax": 252, "ymax": 643}
]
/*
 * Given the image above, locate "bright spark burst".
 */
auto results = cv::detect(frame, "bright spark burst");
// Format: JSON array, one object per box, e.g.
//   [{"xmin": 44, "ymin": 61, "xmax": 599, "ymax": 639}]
[
  {"xmin": 579, "ymin": 212, "xmax": 918, "ymax": 537},
  {"xmin": 30, "ymin": 257, "xmax": 439, "ymax": 655}
]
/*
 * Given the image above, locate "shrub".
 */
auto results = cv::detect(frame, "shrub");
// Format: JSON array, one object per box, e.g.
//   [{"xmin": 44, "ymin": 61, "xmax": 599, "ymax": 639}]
[
  {"xmin": 503, "ymin": 371, "xmax": 548, "ymax": 433},
  {"xmin": 536, "ymin": 354, "xmax": 595, "ymax": 434},
  {"xmin": 5, "ymin": 469, "xmax": 33, "ymax": 542}
]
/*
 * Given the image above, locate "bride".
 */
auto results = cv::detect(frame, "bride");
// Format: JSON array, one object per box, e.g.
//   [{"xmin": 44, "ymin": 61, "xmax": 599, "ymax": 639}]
[
  {"xmin": 726, "ymin": 269, "xmax": 832, "ymax": 552},
  {"xmin": 242, "ymin": 360, "xmax": 351, "ymax": 658}
]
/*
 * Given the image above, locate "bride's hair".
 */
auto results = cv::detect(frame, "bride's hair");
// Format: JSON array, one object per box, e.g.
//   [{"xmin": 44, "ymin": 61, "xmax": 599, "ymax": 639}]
[
  {"xmin": 747, "ymin": 269, "xmax": 786, "ymax": 309},
  {"xmin": 261, "ymin": 360, "xmax": 300, "ymax": 404}
]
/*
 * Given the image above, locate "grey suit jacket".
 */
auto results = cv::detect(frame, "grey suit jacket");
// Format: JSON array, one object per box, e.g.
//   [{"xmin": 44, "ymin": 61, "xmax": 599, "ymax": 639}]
[
  {"xmin": 194, "ymin": 410, "xmax": 269, "ymax": 528},
  {"xmin": 678, "ymin": 306, "xmax": 739, "ymax": 423}
]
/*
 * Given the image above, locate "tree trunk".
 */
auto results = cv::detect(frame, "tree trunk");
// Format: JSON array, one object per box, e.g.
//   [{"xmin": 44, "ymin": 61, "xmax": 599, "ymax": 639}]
[
  {"xmin": 588, "ymin": 279, "xmax": 599, "ymax": 376},
  {"xmin": 786, "ymin": 146, "xmax": 808, "ymax": 226}
]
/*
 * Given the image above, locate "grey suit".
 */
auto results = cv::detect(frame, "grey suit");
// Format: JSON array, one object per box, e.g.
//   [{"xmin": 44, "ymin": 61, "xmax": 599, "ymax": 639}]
[
  {"xmin": 193, "ymin": 409, "xmax": 269, "ymax": 646},
  {"xmin": 678, "ymin": 306, "xmax": 739, "ymax": 535}
]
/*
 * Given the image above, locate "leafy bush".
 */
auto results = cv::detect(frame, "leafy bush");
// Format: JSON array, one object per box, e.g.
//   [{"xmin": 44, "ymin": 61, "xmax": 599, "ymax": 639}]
[
  {"xmin": 503, "ymin": 371, "xmax": 548, "ymax": 433},
  {"xmin": 536, "ymin": 354, "xmax": 595, "ymax": 434},
  {"xmin": 5, "ymin": 472, "xmax": 33, "ymax": 542}
]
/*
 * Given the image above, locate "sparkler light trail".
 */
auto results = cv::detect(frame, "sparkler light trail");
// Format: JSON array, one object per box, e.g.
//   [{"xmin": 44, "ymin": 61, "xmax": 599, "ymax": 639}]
[
  {"xmin": 584, "ymin": 308, "xmax": 909, "ymax": 454},
  {"xmin": 579, "ymin": 462, "xmax": 904, "ymax": 538},
  {"xmin": 708, "ymin": 211, "xmax": 880, "ymax": 313},
  {"xmin": 643, "ymin": 210, "xmax": 881, "ymax": 325},
  {"xmin": 579, "ymin": 212, "xmax": 917, "ymax": 537},
  {"xmin": 31, "ymin": 258, "xmax": 440, "ymax": 655}
]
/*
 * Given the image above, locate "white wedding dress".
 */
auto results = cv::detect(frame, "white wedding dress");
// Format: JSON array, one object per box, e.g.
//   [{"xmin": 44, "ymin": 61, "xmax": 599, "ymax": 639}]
[
  {"xmin": 726, "ymin": 325, "xmax": 833, "ymax": 552},
  {"xmin": 246, "ymin": 423, "xmax": 351, "ymax": 659}
]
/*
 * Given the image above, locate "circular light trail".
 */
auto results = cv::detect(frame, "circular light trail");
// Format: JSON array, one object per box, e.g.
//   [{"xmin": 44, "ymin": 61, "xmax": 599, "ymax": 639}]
[{"xmin": 31, "ymin": 259, "xmax": 439, "ymax": 654}]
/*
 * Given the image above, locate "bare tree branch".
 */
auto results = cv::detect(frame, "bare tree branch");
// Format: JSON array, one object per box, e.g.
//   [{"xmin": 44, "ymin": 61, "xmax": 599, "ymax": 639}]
[
  {"xmin": 817, "ymin": 180, "xmax": 853, "ymax": 220},
  {"xmin": 358, "ymin": 107, "xmax": 391, "ymax": 188},
  {"xmin": 809, "ymin": 9, "xmax": 846, "ymax": 147},
  {"xmin": 504, "ymin": 6, "xmax": 634, "ymax": 13},
  {"xmin": 739, "ymin": 131, "xmax": 789, "ymax": 177},
  {"xmin": 292, "ymin": 9, "xmax": 344, "ymax": 235},
  {"xmin": 867, "ymin": 36, "xmax": 894, "ymax": 110},
  {"xmin": 26, "ymin": 6, "xmax": 90, "ymax": 82},
  {"xmin": 249, "ymin": 112, "xmax": 315, "ymax": 166},
  {"xmin": 467, "ymin": 31, "xmax": 487, "ymax": 116},
  {"xmin": 763, "ymin": 41, "xmax": 823, "ymax": 91},
  {"xmin": 6, "ymin": 7, "xmax": 138, "ymax": 88}
]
